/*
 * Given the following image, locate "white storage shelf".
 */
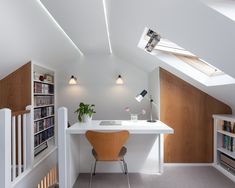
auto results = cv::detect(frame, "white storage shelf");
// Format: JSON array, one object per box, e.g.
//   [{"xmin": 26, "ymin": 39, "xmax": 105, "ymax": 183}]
[
  {"xmin": 217, "ymin": 148, "xmax": 235, "ymax": 160},
  {"xmin": 213, "ymin": 114, "xmax": 235, "ymax": 182},
  {"xmin": 32, "ymin": 63, "xmax": 56, "ymax": 158},
  {"xmin": 217, "ymin": 130, "xmax": 235, "ymax": 138}
]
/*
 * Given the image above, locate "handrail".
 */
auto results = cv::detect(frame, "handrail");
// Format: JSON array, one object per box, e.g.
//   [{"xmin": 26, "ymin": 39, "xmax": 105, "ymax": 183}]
[{"xmin": 12, "ymin": 110, "xmax": 30, "ymax": 117}]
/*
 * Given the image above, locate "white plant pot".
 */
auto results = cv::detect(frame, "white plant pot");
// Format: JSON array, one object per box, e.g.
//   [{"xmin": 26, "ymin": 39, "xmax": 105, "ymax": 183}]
[{"xmin": 83, "ymin": 114, "xmax": 92, "ymax": 123}]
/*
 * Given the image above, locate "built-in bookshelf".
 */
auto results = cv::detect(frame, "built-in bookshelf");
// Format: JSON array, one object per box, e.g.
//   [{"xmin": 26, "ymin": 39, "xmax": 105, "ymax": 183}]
[
  {"xmin": 213, "ymin": 114, "xmax": 235, "ymax": 182},
  {"xmin": 33, "ymin": 64, "xmax": 55, "ymax": 157}
]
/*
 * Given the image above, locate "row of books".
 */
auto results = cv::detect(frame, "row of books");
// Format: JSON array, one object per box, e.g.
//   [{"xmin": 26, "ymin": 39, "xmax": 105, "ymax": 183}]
[
  {"xmin": 222, "ymin": 121, "xmax": 235, "ymax": 152},
  {"xmin": 223, "ymin": 136, "xmax": 235, "ymax": 152},
  {"xmin": 34, "ymin": 127, "xmax": 54, "ymax": 147},
  {"xmin": 34, "ymin": 106, "xmax": 54, "ymax": 120},
  {"xmin": 223, "ymin": 121, "xmax": 235, "ymax": 133},
  {"xmin": 34, "ymin": 117, "xmax": 54, "ymax": 134},
  {"xmin": 34, "ymin": 96, "xmax": 54, "ymax": 106},
  {"xmin": 34, "ymin": 82, "xmax": 54, "ymax": 94}
]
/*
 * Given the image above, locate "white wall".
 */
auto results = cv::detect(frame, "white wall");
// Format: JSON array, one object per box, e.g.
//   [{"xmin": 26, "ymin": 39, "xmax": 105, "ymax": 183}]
[
  {"xmin": 56, "ymin": 55, "xmax": 149, "ymax": 124},
  {"xmin": 148, "ymin": 68, "xmax": 160, "ymax": 120}
]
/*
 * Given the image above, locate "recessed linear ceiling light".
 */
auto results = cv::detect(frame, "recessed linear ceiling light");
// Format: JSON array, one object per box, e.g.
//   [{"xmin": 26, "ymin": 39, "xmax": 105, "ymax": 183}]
[
  {"xmin": 37, "ymin": 0, "xmax": 84, "ymax": 56},
  {"xmin": 102, "ymin": 0, "xmax": 112, "ymax": 54}
]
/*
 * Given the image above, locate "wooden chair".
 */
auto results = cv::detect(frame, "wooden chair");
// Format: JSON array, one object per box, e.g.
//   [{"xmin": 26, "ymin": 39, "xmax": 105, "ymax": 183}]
[{"xmin": 85, "ymin": 130, "xmax": 130, "ymax": 188}]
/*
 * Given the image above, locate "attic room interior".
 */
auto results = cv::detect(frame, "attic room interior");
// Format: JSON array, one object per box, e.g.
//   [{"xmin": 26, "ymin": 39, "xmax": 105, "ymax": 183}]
[{"xmin": 0, "ymin": 0, "xmax": 235, "ymax": 188}]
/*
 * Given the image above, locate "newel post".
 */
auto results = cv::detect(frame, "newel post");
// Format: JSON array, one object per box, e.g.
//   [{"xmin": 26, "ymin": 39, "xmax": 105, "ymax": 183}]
[
  {"xmin": 0, "ymin": 108, "xmax": 12, "ymax": 188},
  {"xmin": 26, "ymin": 105, "xmax": 34, "ymax": 169},
  {"xmin": 58, "ymin": 107, "xmax": 68, "ymax": 188}
]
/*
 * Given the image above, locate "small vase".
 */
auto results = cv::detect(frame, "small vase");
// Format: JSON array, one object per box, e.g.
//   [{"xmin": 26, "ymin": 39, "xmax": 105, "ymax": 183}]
[
  {"xmin": 130, "ymin": 114, "xmax": 138, "ymax": 122},
  {"xmin": 83, "ymin": 114, "xmax": 92, "ymax": 123}
]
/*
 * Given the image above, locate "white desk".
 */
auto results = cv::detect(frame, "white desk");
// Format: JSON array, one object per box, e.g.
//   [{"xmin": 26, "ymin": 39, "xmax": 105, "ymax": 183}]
[
  {"xmin": 58, "ymin": 108, "xmax": 173, "ymax": 188},
  {"xmin": 67, "ymin": 120, "xmax": 173, "ymax": 134}
]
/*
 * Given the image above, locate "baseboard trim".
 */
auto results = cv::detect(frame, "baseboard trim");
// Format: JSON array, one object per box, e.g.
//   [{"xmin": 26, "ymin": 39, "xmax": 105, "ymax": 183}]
[{"xmin": 164, "ymin": 163, "xmax": 213, "ymax": 167}]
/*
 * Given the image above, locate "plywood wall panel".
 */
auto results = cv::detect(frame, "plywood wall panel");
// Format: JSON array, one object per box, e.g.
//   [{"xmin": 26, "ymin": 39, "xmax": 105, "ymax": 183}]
[
  {"xmin": 160, "ymin": 68, "xmax": 232, "ymax": 163},
  {"xmin": 0, "ymin": 62, "xmax": 31, "ymax": 111}
]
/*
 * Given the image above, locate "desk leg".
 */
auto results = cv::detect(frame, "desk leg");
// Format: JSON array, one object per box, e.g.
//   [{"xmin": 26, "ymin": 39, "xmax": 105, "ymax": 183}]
[{"xmin": 158, "ymin": 134, "xmax": 164, "ymax": 174}]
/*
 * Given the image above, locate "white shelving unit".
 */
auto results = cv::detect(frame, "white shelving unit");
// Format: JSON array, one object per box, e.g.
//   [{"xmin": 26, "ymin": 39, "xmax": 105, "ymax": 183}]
[
  {"xmin": 213, "ymin": 114, "xmax": 235, "ymax": 182},
  {"xmin": 32, "ymin": 63, "xmax": 56, "ymax": 158}
]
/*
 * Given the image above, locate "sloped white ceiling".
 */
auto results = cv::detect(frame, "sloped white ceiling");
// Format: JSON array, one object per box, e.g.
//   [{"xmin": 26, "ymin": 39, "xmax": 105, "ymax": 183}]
[
  {"xmin": 202, "ymin": 0, "xmax": 235, "ymax": 21},
  {"xmin": 0, "ymin": 0, "xmax": 235, "ymax": 111},
  {"xmin": 40, "ymin": 0, "xmax": 111, "ymax": 55},
  {"xmin": 0, "ymin": 0, "xmax": 81, "ymax": 79}
]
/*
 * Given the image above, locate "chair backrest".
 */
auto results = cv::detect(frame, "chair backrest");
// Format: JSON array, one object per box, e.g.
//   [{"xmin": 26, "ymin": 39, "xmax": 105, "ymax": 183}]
[{"xmin": 85, "ymin": 130, "xmax": 129, "ymax": 161}]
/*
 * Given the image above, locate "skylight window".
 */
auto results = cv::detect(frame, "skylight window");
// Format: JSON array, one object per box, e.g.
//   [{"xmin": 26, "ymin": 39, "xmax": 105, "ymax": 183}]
[
  {"xmin": 137, "ymin": 27, "xmax": 235, "ymax": 86},
  {"xmin": 175, "ymin": 55, "xmax": 224, "ymax": 77}
]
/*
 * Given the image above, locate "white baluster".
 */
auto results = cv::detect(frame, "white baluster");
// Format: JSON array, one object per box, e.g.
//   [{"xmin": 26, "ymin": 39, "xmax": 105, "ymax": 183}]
[
  {"xmin": 23, "ymin": 113, "xmax": 27, "ymax": 172},
  {"xmin": 17, "ymin": 115, "xmax": 22, "ymax": 176},
  {"xmin": 12, "ymin": 116, "xmax": 16, "ymax": 180},
  {"xmin": 26, "ymin": 105, "xmax": 34, "ymax": 169}
]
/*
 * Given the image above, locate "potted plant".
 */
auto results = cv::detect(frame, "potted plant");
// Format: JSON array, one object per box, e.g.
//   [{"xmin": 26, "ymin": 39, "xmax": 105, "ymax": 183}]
[{"xmin": 75, "ymin": 102, "xmax": 96, "ymax": 123}]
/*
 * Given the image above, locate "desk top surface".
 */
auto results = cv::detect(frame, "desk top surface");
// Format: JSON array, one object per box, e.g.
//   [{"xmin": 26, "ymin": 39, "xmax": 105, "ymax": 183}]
[{"xmin": 66, "ymin": 120, "xmax": 174, "ymax": 134}]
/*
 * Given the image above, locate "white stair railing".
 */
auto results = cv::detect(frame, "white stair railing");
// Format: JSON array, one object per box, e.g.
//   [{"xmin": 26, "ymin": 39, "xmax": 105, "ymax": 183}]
[
  {"xmin": 58, "ymin": 107, "xmax": 69, "ymax": 188},
  {"xmin": 0, "ymin": 108, "xmax": 11, "ymax": 188},
  {"xmin": 0, "ymin": 106, "xmax": 33, "ymax": 188},
  {"xmin": 11, "ymin": 106, "xmax": 33, "ymax": 183}
]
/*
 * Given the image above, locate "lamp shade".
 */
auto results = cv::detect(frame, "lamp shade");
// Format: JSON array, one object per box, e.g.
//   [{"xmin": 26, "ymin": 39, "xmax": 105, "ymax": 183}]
[
  {"xmin": 69, "ymin": 75, "xmax": 77, "ymax": 85},
  {"xmin": 135, "ymin": 90, "xmax": 148, "ymax": 102},
  {"xmin": 116, "ymin": 75, "xmax": 124, "ymax": 85}
]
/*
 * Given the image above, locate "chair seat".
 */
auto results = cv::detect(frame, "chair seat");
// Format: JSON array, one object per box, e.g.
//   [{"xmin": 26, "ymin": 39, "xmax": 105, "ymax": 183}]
[{"xmin": 92, "ymin": 146, "xmax": 127, "ymax": 161}]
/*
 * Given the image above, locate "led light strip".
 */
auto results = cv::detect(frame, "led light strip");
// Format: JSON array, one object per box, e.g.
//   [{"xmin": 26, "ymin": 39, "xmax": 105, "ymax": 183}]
[
  {"xmin": 37, "ymin": 0, "xmax": 84, "ymax": 56},
  {"xmin": 102, "ymin": 0, "xmax": 112, "ymax": 54}
]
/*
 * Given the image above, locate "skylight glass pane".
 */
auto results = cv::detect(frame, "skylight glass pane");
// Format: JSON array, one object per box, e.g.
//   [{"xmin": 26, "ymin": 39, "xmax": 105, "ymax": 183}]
[{"xmin": 175, "ymin": 55, "xmax": 224, "ymax": 77}]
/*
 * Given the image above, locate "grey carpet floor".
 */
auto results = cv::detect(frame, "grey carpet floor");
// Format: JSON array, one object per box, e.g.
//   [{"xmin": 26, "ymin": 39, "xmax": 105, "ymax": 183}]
[{"xmin": 73, "ymin": 166, "xmax": 235, "ymax": 188}]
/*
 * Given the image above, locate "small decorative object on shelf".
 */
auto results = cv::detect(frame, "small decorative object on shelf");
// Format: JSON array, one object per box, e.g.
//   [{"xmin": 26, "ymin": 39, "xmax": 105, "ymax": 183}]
[
  {"xmin": 75, "ymin": 103, "xmax": 96, "ymax": 123},
  {"xmin": 125, "ymin": 107, "xmax": 146, "ymax": 122},
  {"xmin": 39, "ymin": 75, "xmax": 45, "ymax": 82},
  {"xmin": 44, "ymin": 74, "xmax": 53, "ymax": 83}
]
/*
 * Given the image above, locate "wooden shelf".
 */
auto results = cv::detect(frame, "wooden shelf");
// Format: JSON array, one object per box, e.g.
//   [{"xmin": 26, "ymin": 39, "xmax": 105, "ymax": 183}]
[
  {"xmin": 34, "ymin": 93, "xmax": 54, "ymax": 96},
  {"xmin": 34, "ymin": 125, "xmax": 54, "ymax": 135},
  {"xmin": 217, "ymin": 130, "xmax": 235, "ymax": 138},
  {"xmin": 217, "ymin": 148, "xmax": 235, "ymax": 160},
  {"xmin": 213, "ymin": 114, "xmax": 235, "ymax": 123},
  {"xmin": 34, "ymin": 104, "xmax": 54, "ymax": 108},
  {"xmin": 34, "ymin": 136, "xmax": 54, "ymax": 150},
  {"xmin": 34, "ymin": 115, "xmax": 54, "ymax": 122},
  {"xmin": 34, "ymin": 80, "xmax": 54, "ymax": 85}
]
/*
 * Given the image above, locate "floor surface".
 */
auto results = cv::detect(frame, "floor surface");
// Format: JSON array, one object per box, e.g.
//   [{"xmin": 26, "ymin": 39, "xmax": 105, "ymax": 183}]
[{"xmin": 73, "ymin": 166, "xmax": 235, "ymax": 188}]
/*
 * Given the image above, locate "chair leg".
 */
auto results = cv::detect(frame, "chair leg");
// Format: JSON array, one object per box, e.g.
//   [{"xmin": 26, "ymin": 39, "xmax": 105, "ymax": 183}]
[
  {"xmin": 89, "ymin": 161, "xmax": 93, "ymax": 188},
  {"xmin": 122, "ymin": 159, "xmax": 130, "ymax": 188},
  {"xmin": 93, "ymin": 160, "xmax": 97, "ymax": 175},
  {"xmin": 122, "ymin": 159, "xmax": 128, "ymax": 174}
]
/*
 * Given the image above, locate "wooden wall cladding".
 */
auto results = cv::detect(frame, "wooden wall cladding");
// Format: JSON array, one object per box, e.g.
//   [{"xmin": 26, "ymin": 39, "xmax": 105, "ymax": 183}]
[
  {"xmin": 0, "ymin": 62, "xmax": 31, "ymax": 111},
  {"xmin": 160, "ymin": 68, "xmax": 232, "ymax": 163}
]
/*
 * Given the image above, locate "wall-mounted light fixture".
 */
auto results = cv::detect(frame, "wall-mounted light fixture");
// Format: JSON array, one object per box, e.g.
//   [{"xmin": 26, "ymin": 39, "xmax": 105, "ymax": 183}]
[
  {"xmin": 69, "ymin": 75, "xmax": 77, "ymax": 85},
  {"xmin": 116, "ymin": 75, "xmax": 124, "ymax": 85}
]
